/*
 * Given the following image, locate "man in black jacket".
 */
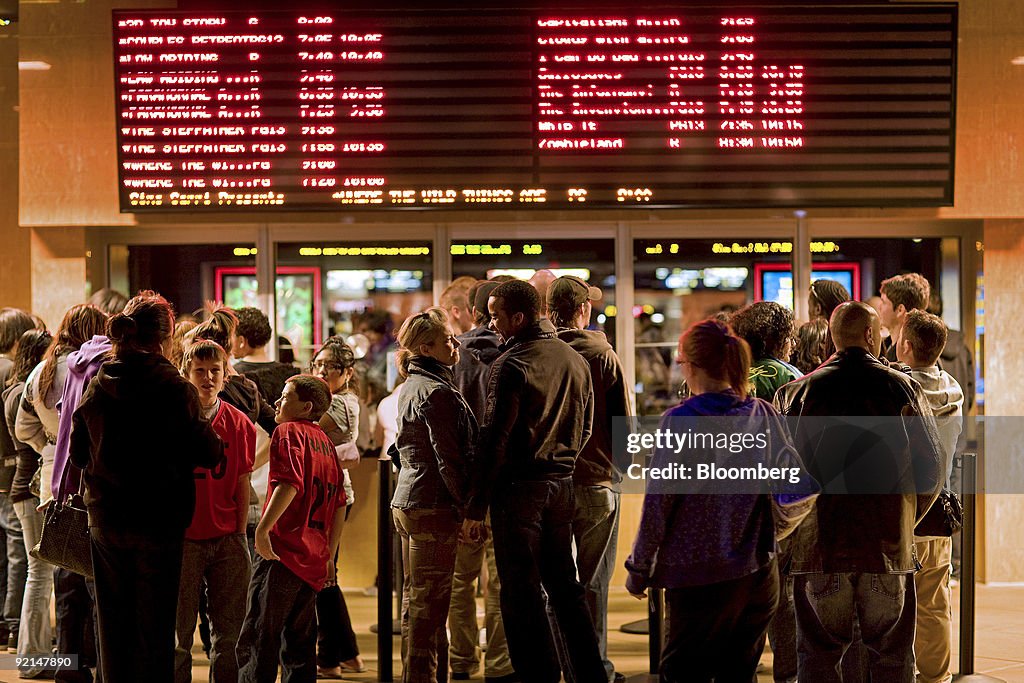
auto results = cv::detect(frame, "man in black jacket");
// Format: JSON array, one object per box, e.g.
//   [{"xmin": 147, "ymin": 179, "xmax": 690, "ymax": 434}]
[
  {"xmin": 467, "ymin": 279, "xmax": 605, "ymax": 683},
  {"xmin": 445, "ymin": 280, "xmax": 515, "ymax": 682},
  {"xmin": 774, "ymin": 301, "xmax": 943, "ymax": 682}
]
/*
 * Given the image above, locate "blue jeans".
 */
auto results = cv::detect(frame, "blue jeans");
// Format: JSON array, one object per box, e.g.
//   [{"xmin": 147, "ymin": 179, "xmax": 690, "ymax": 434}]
[
  {"xmin": 236, "ymin": 557, "xmax": 317, "ymax": 683},
  {"xmin": 0, "ymin": 493, "xmax": 26, "ymax": 634},
  {"xmin": 175, "ymin": 533, "xmax": 251, "ymax": 683},
  {"xmin": 552, "ymin": 484, "xmax": 620, "ymax": 683},
  {"xmin": 14, "ymin": 499, "xmax": 53, "ymax": 661},
  {"xmin": 490, "ymin": 478, "xmax": 605, "ymax": 683},
  {"xmin": 794, "ymin": 572, "xmax": 917, "ymax": 683}
]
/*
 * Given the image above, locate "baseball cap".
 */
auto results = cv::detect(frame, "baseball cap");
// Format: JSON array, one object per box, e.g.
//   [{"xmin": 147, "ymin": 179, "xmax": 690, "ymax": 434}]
[
  {"xmin": 546, "ymin": 275, "xmax": 603, "ymax": 309},
  {"xmin": 473, "ymin": 280, "xmax": 502, "ymax": 315}
]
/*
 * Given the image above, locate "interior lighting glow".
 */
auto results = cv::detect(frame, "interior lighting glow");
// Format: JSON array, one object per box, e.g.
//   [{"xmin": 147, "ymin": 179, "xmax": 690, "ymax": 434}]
[{"xmin": 18, "ymin": 61, "xmax": 52, "ymax": 71}]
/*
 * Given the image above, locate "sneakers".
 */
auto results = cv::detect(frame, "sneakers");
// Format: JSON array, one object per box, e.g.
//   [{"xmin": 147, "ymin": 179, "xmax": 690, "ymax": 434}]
[
  {"xmin": 339, "ymin": 657, "xmax": 366, "ymax": 673},
  {"xmin": 8, "ymin": 630, "xmax": 17, "ymax": 654}
]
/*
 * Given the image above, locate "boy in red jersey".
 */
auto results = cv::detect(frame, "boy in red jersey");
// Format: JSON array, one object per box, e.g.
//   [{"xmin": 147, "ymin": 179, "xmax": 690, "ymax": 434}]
[
  {"xmin": 237, "ymin": 374, "xmax": 346, "ymax": 683},
  {"xmin": 174, "ymin": 340, "xmax": 256, "ymax": 683}
]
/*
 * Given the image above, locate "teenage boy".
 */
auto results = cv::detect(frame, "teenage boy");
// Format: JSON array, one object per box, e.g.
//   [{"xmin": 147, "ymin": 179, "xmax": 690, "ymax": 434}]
[
  {"xmin": 236, "ymin": 375, "xmax": 346, "ymax": 683},
  {"xmin": 896, "ymin": 310, "xmax": 964, "ymax": 683},
  {"xmin": 176, "ymin": 340, "xmax": 256, "ymax": 683},
  {"xmin": 232, "ymin": 307, "xmax": 299, "ymax": 406}
]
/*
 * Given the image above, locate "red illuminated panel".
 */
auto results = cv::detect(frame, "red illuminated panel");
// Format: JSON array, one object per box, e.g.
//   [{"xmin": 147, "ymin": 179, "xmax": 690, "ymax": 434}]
[{"xmin": 113, "ymin": 7, "xmax": 956, "ymax": 211}]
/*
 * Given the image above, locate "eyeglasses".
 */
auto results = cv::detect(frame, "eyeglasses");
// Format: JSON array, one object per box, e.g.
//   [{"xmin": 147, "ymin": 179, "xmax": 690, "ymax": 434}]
[{"xmin": 310, "ymin": 361, "xmax": 345, "ymax": 373}]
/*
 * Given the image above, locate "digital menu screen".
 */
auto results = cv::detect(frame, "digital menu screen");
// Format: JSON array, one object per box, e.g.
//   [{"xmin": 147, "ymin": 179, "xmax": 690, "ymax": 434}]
[{"xmin": 113, "ymin": 6, "xmax": 956, "ymax": 211}]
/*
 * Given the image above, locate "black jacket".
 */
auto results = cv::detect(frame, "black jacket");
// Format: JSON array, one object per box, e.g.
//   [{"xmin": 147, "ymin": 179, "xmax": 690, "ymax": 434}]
[
  {"xmin": 70, "ymin": 352, "xmax": 223, "ymax": 535},
  {"xmin": 774, "ymin": 347, "xmax": 943, "ymax": 574},
  {"xmin": 556, "ymin": 327, "xmax": 633, "ymax": 488},
  {"xmin": 468, "ymin": 319, "xmax": 594, "ymax": 520},
  {"xmin": 221, "ymin": 374, "xmax": 278, "ymax": 436},
  {"xmin": 391, "ymin": 357, "xmax": 477, "ymax": 514},
  {"xmin": 453, "ymin": 326, "xmax": 501, "ymax": 423}
]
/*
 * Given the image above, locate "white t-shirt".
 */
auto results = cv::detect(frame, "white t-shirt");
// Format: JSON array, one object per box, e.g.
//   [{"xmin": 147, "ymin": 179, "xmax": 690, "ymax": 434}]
[{"xmin": 377, "ymin": 386, "xmax": 402, "ymax": 457}]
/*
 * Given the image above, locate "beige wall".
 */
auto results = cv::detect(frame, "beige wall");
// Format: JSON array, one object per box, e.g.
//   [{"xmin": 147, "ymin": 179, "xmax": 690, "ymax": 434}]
[
  {"xmin": 0, "ymin": 22, "xmax": 30, "ymax": 309},
  {"xmin": 9, "ymin": 0, "xmax": 1024, "ymax": 582}
]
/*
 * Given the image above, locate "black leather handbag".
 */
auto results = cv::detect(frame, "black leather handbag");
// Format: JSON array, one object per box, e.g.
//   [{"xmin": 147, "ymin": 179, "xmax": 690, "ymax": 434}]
[
  {"xmin": 915, "ymin": 488, "xmax": 964, "ymax": 538},
  {"xmin": 30, "ymin": 468, "xmax": 93, "ymax": 578}
]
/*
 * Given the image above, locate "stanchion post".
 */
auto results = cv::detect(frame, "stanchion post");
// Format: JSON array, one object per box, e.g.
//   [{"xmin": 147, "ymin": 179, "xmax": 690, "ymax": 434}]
[
  {"xmin": 954, "ymin": 450, "xmax": 1004, "ymax": 682},
  {"xmin": 649, "ymin": 587, "xmax": 663, "ymax": 673},
  {"xmin": 378, "ymin": 457, "xmax": 394, "ymax": 682}
]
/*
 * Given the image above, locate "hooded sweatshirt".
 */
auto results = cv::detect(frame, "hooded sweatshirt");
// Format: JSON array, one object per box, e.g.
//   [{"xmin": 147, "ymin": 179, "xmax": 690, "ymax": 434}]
[
  {"xmin": 910, "ymin": 365, "xmax": 964, "ymax": 485},
  {"xmin": 69, "ymin": 352, "xmax": 223, "ymax": 535},
  {"xmin": 626, "ymin": 390, "xmax": 810, "ymax": 590},
  {"xmin": 556, "ymin": 327, "xmax": 634, "ymax": 488},
  {"xmin": 52, "ymin": 335, "xmax": 111, "ymax": 501}
]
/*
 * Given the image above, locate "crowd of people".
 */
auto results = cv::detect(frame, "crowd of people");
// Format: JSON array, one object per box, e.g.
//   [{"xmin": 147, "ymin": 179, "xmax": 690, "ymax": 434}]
[{"xmin": 0, "ymin": 266, "xmax": 971, "ymax": 683}]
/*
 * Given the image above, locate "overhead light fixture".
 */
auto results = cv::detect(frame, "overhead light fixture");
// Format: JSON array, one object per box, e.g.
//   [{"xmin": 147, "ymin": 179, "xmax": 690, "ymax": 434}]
[
  {"xmin": 18, "ymin": 61, "xmax": 52, "ymax": 71},
  {"xmin": 1012, "ymin": 56, "xmax": 1024, "ymax": 66}
]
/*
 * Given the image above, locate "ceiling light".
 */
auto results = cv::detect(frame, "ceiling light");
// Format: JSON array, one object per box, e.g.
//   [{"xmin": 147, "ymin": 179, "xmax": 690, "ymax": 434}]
[
  {"xmin": 18, "ymin": 61, "xmax": 51, "ymax": 71},
  {"xmin": 1012, "ymin": 56, "xmax": 1024, "ymax": 66}
]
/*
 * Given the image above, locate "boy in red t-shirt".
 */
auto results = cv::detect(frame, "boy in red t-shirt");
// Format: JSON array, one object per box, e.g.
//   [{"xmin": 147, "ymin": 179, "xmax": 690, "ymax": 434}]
[
  {"xmin": 237, "ymin": 374, "xmax": 346, "ymax": 683},
  {"xmin": 175, "ymin": 340, "xmax": 256, "ymax": 683}
]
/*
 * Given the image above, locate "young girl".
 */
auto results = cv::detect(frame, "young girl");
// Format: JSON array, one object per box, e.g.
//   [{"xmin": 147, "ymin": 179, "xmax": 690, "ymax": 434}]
[
  {"xmin": 626, "ymin": 319, "xmax": 810, "ymax": 683},
  {"xmin": 310, "ymin": 336, "xmax": 366, "ymax": 677}
]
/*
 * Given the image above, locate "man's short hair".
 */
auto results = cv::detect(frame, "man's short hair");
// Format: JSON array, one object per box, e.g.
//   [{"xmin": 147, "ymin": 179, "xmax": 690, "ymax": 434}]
[
  {"xmin": 235, "ymin": 307, "xmax": 273, "ymax": 348},
  {"xmin": 180, "ymin": 339, "xmax": 228, "ymax": 374},
  {"xmin": 902, "ymin": 310, "xmax": 947, "ymax": 366},
  {"xmin": 440, "ymin": 281, "xmax": 472, "ymax": 313},
  {"xmin": 830, "ymin": 301, "xmax": 879, "ymax": 351},
  {"xmin": 490, "ymin": 279, "xmax": 541, "ymax": 320},
  {"xmin": 0, "ymin": 308, "xmax": 37, "ymax": 354},
  {"xmin": 285, "ymin": 374, "xmax": 332, "ymax": 421},
  {"xmin": 880, "ymin": 273, "xmax": 930, "ymax": 312}
]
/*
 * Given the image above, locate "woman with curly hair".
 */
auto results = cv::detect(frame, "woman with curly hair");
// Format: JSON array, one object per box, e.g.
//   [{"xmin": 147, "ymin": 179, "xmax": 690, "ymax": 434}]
[
  {"xmin": 309, "ymin": 335, "xmax": 366, "ymax": 677},
  {"xmin": 729, "ymin": 301, "xmax": 803, "ymax": 401}
]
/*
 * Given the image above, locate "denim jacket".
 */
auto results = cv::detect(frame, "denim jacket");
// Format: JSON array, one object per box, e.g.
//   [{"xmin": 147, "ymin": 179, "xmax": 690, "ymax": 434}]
[{"xmin": 391, "ymin": 356, "xmax": 477, "ymax": 515}]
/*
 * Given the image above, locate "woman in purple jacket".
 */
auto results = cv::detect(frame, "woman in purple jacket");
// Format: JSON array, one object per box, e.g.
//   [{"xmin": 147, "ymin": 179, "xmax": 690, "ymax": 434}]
[{"xmin": 625, "ymin": 319, "xmax": 811, "ymax": 683}]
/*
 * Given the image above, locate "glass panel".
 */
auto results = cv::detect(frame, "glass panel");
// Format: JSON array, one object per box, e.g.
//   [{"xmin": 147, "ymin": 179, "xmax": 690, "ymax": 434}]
[
  {"xmin": 121, "ymin": 243, "xmax": 256, "ymax": 320},
  {"xmin": 275, "ymin": 240, "xmax": 433, "ymax": 384},
  {"xmin": 632, "ymin": 237, "xmax": 793, "ymax": 417},
  {"xmin": 451, "ymin": 238, "xmax": 617, "ymax": 346}
]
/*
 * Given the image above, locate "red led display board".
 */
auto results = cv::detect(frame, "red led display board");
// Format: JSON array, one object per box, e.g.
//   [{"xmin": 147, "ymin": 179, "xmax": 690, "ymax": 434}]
[{"xmin": 113, "ymin": 6, "xmax": 956, "ymax": 211}]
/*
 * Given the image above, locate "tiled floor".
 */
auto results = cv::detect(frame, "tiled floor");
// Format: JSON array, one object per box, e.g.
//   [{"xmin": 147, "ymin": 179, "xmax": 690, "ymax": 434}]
[{"xmin": 1, "ymin": 583, "xmax": 1021, "ymax": 681}]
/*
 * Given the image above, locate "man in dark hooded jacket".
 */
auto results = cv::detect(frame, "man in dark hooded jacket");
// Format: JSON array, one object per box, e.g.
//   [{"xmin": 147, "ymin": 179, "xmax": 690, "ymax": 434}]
[
  {"xmin": 445, "ymin": 280, "xmax": 515, "ymax": 682},
  {"xmin": 547, "ymin": 275, "xmax": 632, "ymax": 683}
]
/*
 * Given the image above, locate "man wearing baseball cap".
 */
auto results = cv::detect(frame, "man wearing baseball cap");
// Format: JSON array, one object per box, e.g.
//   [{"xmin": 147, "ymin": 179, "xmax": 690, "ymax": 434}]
[{"xmin": 547, "ymin": 275, "xmax": 633, "ymax": 683}]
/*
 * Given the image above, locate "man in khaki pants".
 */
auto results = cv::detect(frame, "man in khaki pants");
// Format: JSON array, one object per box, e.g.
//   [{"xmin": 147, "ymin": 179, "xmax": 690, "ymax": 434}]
[{"xmin": 896, "ymin": 310, "xmax": 964, "ymax": 683}]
